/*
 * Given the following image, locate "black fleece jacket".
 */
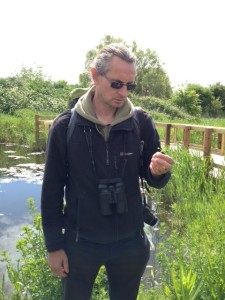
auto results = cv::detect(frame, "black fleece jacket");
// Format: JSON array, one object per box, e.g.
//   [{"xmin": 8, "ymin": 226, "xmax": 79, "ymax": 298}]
[{"xmin": 41, "ymin": 109, "xmax": 171, "ymax": 252}]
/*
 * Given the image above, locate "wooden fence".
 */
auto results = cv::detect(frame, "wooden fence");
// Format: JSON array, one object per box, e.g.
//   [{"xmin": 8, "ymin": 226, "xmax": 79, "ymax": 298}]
[
  {"xmin": 155, "ymin": 122, "xmax": 225, "ymax": 155},
  {"xmin": 35, "ymin": 114, "xmax": 56, "ymax": 149},
  {"xmin": 35, "ymin": 115, "xmax": 225, "ymax": 167},
  {"xmin": 155, "ymin": 122, "xmax": 225, "ymax": 169}
]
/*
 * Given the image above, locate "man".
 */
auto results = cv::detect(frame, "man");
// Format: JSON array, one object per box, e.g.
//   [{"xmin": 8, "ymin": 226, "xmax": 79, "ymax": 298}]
[{"xmin": 41, "ymin": 43, "xmax": 174, "ymax": 300}]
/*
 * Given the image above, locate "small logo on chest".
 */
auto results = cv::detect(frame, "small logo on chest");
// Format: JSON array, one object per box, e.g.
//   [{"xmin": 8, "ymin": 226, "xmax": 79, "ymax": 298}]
[{"xmin": 120, "ymin": 152, "xmax": 133, "ymax": 156}]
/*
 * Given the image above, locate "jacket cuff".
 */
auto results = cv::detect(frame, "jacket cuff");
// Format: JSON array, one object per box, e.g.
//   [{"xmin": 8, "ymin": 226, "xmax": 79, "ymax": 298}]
[
  {"xmin": 44, "ymin": 237, "xmax": 65, "ymax": 252},
  {"xmin": 147, "ymin": 169, "xmax": 171, "ymax": 189}
]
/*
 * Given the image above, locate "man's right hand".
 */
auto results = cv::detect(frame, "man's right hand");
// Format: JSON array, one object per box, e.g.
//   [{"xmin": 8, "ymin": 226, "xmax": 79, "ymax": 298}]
[{"xmin": 48, "ymin": 249, "xmax": 69, "ymax": 278}]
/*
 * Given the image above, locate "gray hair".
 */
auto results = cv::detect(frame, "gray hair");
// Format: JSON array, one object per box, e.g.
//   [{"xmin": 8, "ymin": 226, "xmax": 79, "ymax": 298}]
[{"xmin": 91, "ymin": 43, "xmax": 136, "ymax": 76}]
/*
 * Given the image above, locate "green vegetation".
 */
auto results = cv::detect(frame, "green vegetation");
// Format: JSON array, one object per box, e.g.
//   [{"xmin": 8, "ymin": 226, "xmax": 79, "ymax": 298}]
[
  {"xmin": 0, "ymin": 68, "xmax": 76, "ymax": 115},
  {"xmin": 154, "ymin": 147, "xmax": 225, "ymax": 299},
  {"xmin": 0, "ymin": 110, "xmax": 36, "ymax": 146}
]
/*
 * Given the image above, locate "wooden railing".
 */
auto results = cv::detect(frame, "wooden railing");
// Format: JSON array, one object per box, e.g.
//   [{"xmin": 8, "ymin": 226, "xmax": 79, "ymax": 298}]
[
  {"xmin": 35, "ymin": 115, "xmax": 225, "ymax": 167},
  {"xmin": 155, "ymin": 122, "xmax": 225, "ymax": 157},
  {"xmin": 35, "ymin": 114, "xmax": 56, "ymax": 148}
]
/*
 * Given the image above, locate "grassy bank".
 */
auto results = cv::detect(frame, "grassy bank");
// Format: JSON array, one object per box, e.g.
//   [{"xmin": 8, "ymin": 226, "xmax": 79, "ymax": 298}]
[
  {"xmin": 0, "ymin": 110, "xmax": 55, "ymax": 150},
  {"xmin": 139, "ymin": 147, "xmax": 225, "ymax": 299}
]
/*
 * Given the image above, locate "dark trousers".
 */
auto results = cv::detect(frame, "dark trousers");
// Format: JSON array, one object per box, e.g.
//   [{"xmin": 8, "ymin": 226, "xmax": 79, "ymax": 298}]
[{"xmin": 62, "ymin": 230, "xmax": 150, "ymax": 300}]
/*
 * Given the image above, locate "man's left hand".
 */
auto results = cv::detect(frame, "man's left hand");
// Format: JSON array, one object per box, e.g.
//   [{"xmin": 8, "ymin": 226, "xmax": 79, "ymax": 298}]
[{"xmin": 149, "ymin": 152, "xmax": 174, "ymax": 176}]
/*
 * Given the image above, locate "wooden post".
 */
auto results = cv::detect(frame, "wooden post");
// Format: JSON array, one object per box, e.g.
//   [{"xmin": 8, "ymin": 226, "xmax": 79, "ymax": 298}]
[
  {"xmin": 203, "ymin": 128, "xmax": 213, "ymax": 175},
  {"xmin": 218, "ymin": 133, "xmax": 222, "ymax": 150},
  {"xmin": 183, "ymin": 127, "xmax": 191, "ymax": 149},
  {"xmin": 217, "ymin": 133, "xmax": 225, "ymax": 155},
  {"xmin": 221, "ymin": 134, "xmax": 225, "ymax": 155},
  {"xmin": 203, "ymin": 128, "xmax": 212, "ymax": 158},
  {"xmin": 165, "ymin": 124, "xmax": 171, "ymax": 146}
]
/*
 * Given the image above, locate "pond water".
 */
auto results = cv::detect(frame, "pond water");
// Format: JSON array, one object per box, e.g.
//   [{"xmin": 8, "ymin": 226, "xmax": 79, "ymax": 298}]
[{"xmin": 0, "ymin": 143, "xmax": 45, "ymax": 269}]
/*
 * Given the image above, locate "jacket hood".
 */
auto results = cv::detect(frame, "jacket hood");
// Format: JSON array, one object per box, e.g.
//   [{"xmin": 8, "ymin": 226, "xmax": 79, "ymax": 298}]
[{"xmin": 75, "ymin": 86, "xmax": 135, "ymax": 126}]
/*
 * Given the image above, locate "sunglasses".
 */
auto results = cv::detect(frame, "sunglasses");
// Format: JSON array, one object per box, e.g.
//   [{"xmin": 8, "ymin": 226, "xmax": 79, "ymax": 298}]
[{"xmin": 103, "ymin": 74, "xmax": 136, "ymax": 91}]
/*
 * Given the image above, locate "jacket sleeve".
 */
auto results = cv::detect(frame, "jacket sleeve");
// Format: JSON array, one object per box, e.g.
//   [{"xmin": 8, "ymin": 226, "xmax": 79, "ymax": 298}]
[
  {"xmin": 141, "ymin": 111, "xmax": 171, "ymax": 189},
  {"xmin": 41, "ymin": 112, "xmax": 70, "ymax": 252}
]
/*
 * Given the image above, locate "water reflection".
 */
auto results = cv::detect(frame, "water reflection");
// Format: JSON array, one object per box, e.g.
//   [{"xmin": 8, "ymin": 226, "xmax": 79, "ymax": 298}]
[
  {"xmin": 0, "ymin": 143, "xmax": 45, "ymax": 171},
  {"xmin": 0, "ymin": 143, "xmax": 45, "ymax": 260}
]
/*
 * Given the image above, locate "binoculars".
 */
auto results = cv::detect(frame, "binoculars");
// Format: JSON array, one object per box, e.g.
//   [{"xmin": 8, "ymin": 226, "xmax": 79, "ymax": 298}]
[
  {"xmin": 98, "ymin": 178, "xmax": 158, "ymax": 227},
  {"xmin": 98, "ymin": 178, "xmax": 128, "ymax": 216}
]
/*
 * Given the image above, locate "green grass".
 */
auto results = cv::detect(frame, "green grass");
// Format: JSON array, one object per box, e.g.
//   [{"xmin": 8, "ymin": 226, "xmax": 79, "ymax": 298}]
[
  {"xmin": 150, "ymin": 147, "xmax": 225, "ymax": 299},
  {"xmin": 0, "ymin": 110, "xmax": 55, "ymax": 150}
]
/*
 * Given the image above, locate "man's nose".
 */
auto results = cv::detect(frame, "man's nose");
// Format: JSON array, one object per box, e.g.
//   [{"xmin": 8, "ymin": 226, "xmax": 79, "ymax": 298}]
[{"xmin": 118, "ymin": 85, "xmax": 129, "ymax": 97}]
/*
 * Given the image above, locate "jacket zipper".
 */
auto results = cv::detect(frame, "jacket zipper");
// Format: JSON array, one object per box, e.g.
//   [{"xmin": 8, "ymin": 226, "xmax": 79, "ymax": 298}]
[
  {"xmin": 75, "ymin": 199, "xmax": 80, "ymax": 242},
  {"xmin": 106, "ymin": 142, "xmax": 109, "ymax": 165},
  {"xmin": 115, "ymin": 214, "xmax": 119, "ymax": 241}
]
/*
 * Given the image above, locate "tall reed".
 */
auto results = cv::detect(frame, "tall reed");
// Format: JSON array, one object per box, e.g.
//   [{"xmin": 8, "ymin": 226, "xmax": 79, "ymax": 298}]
[{"xmin": 151, "ymin": 147, "xmax": 225, "ymax": 299}]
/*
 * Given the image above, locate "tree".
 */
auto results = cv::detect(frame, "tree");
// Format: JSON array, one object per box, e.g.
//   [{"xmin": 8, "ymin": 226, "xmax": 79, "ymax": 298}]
[
  {"xmin": 132, "ymin": 41, "xmax": 172, "ymax": 99},
  {"xmin": 185, "ymin": 83, "xmax": 224, "ymax": 117},
  {"xmin": 186, "ymin": 84, "xmax": 214, "ymax": 114},
  {"xmin": 171, "ymin": 88, "xmax": 202, "ymax": 118},
  {"xmin": 78, "ymin": 35, "xmax": 172, "ymax": 99},
  {"xmin": 210, "ymin": 82, "xmax": 225, "ymax": 112},
  {"xmin": 207, "ymin": 97, "xmax": 224, "ymax": 117}
]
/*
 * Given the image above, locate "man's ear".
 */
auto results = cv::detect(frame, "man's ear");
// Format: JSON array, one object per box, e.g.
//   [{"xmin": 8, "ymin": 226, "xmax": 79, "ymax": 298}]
[{"xmin": 90, "ymin": 68, "xmax": 98, "ymax": 85}]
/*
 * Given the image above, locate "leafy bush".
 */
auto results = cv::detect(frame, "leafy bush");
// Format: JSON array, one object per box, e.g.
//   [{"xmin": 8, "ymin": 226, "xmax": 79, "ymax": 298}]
[
  {"xmin": 171, "ymin": 89, "xmax": 202, "ymax": 118},
  {"xmin": 131, "ymin": 95, "xmax": 196, "ymax": 122},
  {"xmin": 0, "ymin": 68, "xmax": 77, "ymax": 115}
]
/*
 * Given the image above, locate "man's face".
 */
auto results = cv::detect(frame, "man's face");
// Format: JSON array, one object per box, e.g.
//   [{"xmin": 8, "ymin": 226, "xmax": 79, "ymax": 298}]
[{"xmin": 94, "ymin": 56, "xmax": 136, "ymax": 109}]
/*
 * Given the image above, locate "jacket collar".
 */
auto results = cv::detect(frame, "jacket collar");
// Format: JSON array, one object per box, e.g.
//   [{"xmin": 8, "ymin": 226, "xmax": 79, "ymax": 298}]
[{"xmin": 75, "ymin": 85, "xmax": 135, "ymax": 126}]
